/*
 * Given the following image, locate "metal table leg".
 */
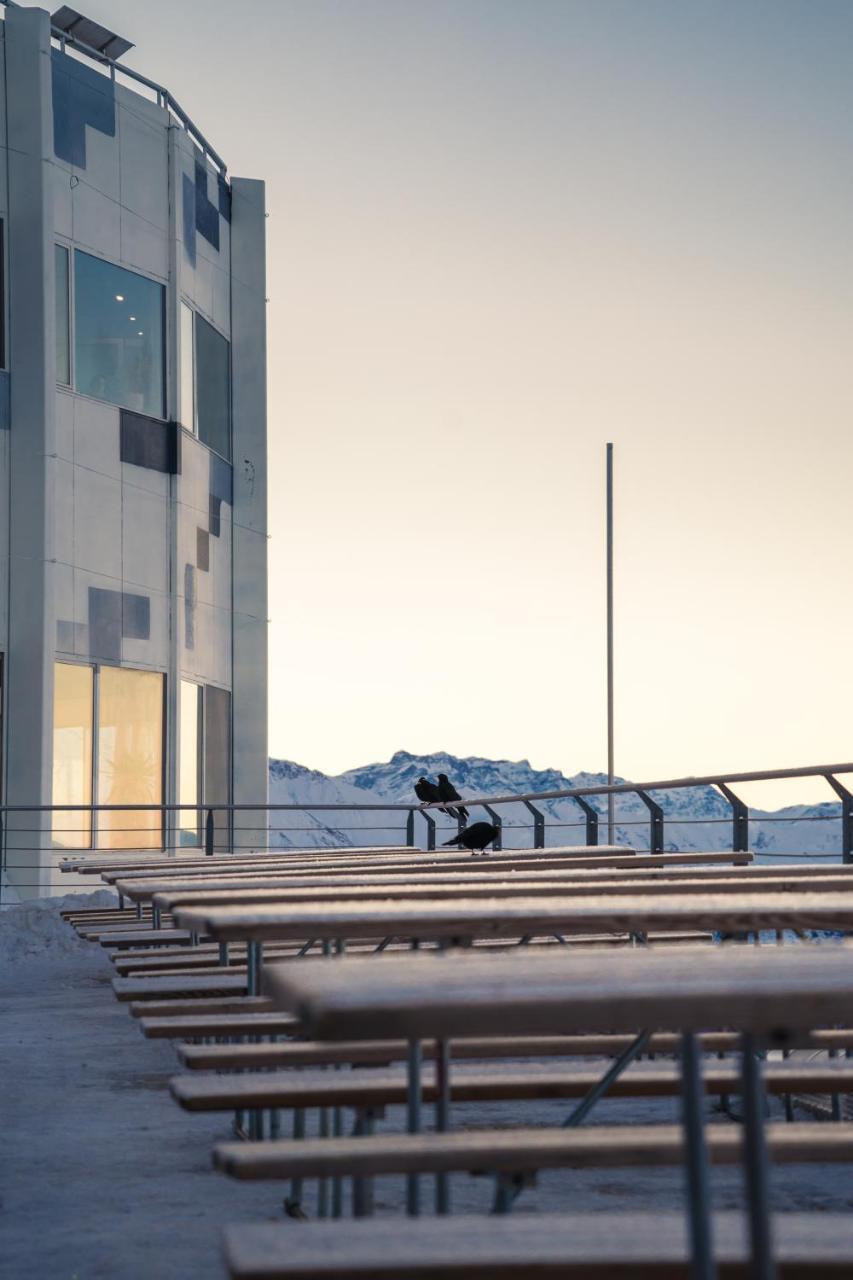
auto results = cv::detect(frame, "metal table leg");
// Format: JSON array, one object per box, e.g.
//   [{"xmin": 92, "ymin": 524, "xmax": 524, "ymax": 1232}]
[
  {"xmin": 681, "ymin": 1031, "xmax": 716, "ymax": 1280},
  {"xmin": 435, "ymin": 1038, "xmax": 451, "ymax": 1214},
  {"xmin": 407, "ymin": 1038, "xmax": 423, "ymax": 1215},
  {"xmin": 742, "ymin": 1032, "xmax": 776, "ymax": 1280}
]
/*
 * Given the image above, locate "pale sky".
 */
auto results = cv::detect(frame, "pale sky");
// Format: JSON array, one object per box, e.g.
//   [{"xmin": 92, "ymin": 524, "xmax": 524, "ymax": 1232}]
[{"xmin": 90, "ymin": 0, "xmax": 852, "ymax": 802}]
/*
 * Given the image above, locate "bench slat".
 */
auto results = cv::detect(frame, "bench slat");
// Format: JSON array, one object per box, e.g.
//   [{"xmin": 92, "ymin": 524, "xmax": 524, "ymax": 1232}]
[
  {"xmin": 223, "ymin": 1212, "xmax": 853, "ymax": 1278},
  {"xmin": 170, "ymin": 1062, "xmax": 853, "ymax": 1111},
  {"xmin": 177, "ymin": 1027, "xmax": 853, "ymax": 1069},
  {"xmin": 215, "ymin": 1121, "xmax": 853, "ymax": 1179}
]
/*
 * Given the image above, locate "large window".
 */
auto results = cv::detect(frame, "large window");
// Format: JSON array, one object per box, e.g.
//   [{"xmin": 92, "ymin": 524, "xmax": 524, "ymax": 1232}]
[
  {"xmin": 74, "ymin": 250, "xmax": 165, "ymax": 418},
  {"xmin": 52, "ymin": 662, "xmax": 164, "ymax": 850},
  {"xmin": 97, "ymin": 667, "xmax": 164, "ymax": 850},
  {"xmin": 52, "ymin": 662, "xmax": 94, "ymax": 848},
  {"xmin": 181, "ymin": 302, "xmax": 231, "ymax": 460},
  {"xmin": 55, "ymin": 244, "xmax": 70, "ymax": 386},
  {"xmin": 178, "ymin": 679, "xmax": 201, "ymax": 847}
]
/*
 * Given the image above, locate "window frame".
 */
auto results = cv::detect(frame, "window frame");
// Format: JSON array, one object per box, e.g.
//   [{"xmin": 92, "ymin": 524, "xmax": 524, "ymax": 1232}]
[
  {"xmin": 55, "ymin": 242, "xmax": 71, "ymax": 387},
  {"xmin": 63, "ymin": 248, "xmax": 167, "ymax": 419},
  {"xmin": 52, "ymin": 659, "xmax": 167, "ymax": 852},
  {"xmin": 180, "ymin": 300, "xmax": 232, "ymax": 461},
  {"xmin": 178, "ymin": 677, "xmax": 203, "ymax": 848}
]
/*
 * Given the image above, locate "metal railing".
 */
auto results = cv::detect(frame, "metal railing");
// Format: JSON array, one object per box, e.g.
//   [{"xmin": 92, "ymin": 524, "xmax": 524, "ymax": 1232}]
[
  {"xmin": 0, "ymin": 0, "xmax": 228, "ymax": 173},
  {"xmin": 1, "ymin": 760, "xmax": 852, "ymax": 897}
]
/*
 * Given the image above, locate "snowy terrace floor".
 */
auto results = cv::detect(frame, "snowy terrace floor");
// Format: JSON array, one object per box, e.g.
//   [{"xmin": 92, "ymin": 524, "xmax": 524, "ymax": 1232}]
[{"xmin": 2, "ymin": 898, "xmax": 853, "ymax": 1280}]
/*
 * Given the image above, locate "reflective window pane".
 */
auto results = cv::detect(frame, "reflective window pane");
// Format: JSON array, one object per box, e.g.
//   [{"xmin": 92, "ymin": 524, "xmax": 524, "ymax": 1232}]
[
  {"xmin": 195, "ymin": 314, "xmax": 230, "ymax": 460},
  {"xmin": 52, "ymin": 662, "xmax": 93, "ymax": 848},
  {"xmin": 180, "ymin": 301, "xmax": 195, "ymax": 433},
  {"xmin": 97, "ymin": 666, "xmax": 164, "ymax": 850},
  {"xmin": 74, "ymin": 250, "xmax": 165, "ymax": 418},
  {"xmin": 55, "ymin": 244, "xmax": 70, "ymax": 385},
  {"xmin": 179, "ymin": 680, "xmax": 201, "ymax": 847}
]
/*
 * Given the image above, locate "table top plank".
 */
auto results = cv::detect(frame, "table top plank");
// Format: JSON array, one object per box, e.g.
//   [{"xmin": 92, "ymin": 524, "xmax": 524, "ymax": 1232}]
[
  {"xmin": 100, "ymin": 848, "xmax": 748, "ymax": 884},
  {"xmin": 261, "ymin": 944, "xmax": 853, "ymax": 1038},
  {"xmin": 173, "ymin": 890, "xmax": 853, "ymax": 943},
  {"xmin": 148, "ymin": 873, "xmax": 853, "ymax": 913}
]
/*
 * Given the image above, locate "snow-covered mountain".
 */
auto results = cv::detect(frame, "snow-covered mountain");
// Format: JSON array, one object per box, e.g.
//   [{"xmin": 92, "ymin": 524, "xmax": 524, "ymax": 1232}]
[{"xmin": 268, "ymin": 750, "xmax": 844, "ymax": 861}]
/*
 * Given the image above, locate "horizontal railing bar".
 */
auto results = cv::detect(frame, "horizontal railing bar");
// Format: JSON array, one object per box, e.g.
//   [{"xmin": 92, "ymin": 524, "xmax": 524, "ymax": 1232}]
[{"xmin": 4, "ymin": 760, "xmax": 851, "ymax": 812}]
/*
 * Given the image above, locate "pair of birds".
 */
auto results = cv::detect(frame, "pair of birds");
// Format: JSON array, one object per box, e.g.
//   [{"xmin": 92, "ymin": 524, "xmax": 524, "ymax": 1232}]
[{"xmin": 414, "ymin": 773, "xmax": 500, "ymax": 855}]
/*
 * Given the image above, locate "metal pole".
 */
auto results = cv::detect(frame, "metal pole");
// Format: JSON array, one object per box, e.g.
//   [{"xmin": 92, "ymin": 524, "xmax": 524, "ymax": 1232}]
[
  {"xmin": 406, "ymin": 1039, "xmax": 423, "ymax": 1215},
  {"xmin": 681, "ymin": 1031, "xmax": 716, "ymax": 1280},
  {"xmin": 606, "ymin": 442, "xmax": 615, "ymax": 845},
  {"xmin": 742, "ymin": 1034, "xmax": 776, "ymax": 1279}
]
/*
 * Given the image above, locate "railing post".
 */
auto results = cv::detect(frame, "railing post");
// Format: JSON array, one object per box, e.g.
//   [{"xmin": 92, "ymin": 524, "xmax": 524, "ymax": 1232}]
[
  {"xmin": 635, "ymin": 790, "xmax": 664, "ymax": 854},
  {"xmin": 716, "ymin": 783, "xmax": 749, "ymax": 853},
  {"xmin": 482, "ymin": 803, "xmax": 503, "ymax": 851},
  {"xmin": 405, "ymin": 808, "xmax": 415, "ymax": 848},
  {"xmin": 522, "ymin": 800, "xmax": 545, "ymax": 849},
  {"xmin": 205, "ymin": 808, "xmax": 214, "ymax": 856},
  {"xmin": 823, "ymin": 775, "xmax": 853, "ymax": 864},
  {"xmin": 421, "ymin": 809, "xmax": 436, "ymax": 852},
  {"xmin": 572, "ymin": 796, "xmax": 599, "ymax": 846}
]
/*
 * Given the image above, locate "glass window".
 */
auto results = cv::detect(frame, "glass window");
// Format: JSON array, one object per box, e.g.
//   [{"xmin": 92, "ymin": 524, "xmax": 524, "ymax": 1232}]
[
  {"xmin": 74, "ymin": 250, "xmax": 165, "ymax": 418},
  {"xmin": 195, "ymin": 314, "xmax": 231, "ymax": 460},
  {"xmin": 55, "ymin": 245, "xmax": 70, "ymax": 385},
  {"xmin": 97, "ymin": 666, "xmax": 164, "ymax": 850},
  {"xmin": 52, "ymin": 662, "xmax": 93, "ymax": 849},
  {"xmin": 180, "ymin": 301, "xmax": 195, "ymax": 433},
  {"xmin": 178, "ymin": 680, "xmax": 201, "ymax": 847}
]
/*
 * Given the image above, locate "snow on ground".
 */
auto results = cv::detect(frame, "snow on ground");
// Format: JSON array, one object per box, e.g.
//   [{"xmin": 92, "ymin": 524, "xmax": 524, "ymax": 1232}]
[{"xmin": 2, "ymin": 900, "xmax": 851, "ymax": 1278}]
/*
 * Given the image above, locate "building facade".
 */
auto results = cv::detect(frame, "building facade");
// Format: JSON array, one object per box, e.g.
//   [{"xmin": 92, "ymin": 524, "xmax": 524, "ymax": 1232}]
[{"xmin": 0, "ymin": 5, "xmax": 268, "ymax": 898}]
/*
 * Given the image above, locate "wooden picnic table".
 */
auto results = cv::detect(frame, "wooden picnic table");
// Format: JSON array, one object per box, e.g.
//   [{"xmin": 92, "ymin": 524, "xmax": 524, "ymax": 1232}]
[
  {"xmin": 259, "ymin": 943, "xmax": 853, "ymax": 1275},
  {"xmin": 171, "ymin": 890, "xmax": 853, "ymax": 946}
]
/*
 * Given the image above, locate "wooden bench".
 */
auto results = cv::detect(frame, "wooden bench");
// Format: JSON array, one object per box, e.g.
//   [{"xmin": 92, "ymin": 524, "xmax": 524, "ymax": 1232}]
[
  {"xmin": 141, "ymin": 1011, "xmax": 300, "ymax": 1039},
  {"xmin": 176, "ymin": 1027, "xmax": 853, "ymax": 1070},
  {"xmin": 222, "ymin": 1211, "xmax": 853, "ymax": 1278},
  {"xmin": 214, "ymin": 1121, "xmax": 853, "ymax": 1182},
  {"xmin": 128, "ymin": 995, "xmax": 275, "ymax": 1018},
  {"xmin": 112, "ymin": 973, "xmax": 248, "ymax": 1001},
  {"xmin": 169, "ymin": 1060, "xmax": 853, "ymax": 1112}
]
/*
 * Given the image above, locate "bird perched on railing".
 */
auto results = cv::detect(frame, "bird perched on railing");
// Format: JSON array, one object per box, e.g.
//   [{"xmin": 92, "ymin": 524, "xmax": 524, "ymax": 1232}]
[
  {"xmin": 442, "ymin": 821, "xmax": 500, "ymax": 855},
  {"xmin": 414, "ymin": 776, "xmax": 442, "ymax": 805},
  {"xmin": 437, "ymin": 773, "xmax": 469, "ymax": 823}
]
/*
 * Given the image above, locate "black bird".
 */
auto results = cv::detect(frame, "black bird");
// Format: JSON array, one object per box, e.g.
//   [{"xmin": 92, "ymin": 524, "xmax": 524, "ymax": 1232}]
[
  {"xmin": 414, "ymin": 776, "xmax": 441, "ymax": 805},
  {"xmin": 442, "ymin": 821, "xmax": 499, "ymax": 855},
  {"xmin": 436, "ymin": 773, "xmax": 469, "ymax": 823}
]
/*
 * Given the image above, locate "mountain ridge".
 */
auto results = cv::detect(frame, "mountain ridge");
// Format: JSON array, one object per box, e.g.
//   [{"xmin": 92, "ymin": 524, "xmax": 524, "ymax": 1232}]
[{"xmin": 267, "ymin": 750, "xmax": 843, "ymax": 858}]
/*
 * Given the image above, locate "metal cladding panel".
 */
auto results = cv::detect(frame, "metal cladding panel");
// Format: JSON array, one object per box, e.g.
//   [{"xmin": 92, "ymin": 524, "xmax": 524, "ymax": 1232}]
[{"xmin": 51, "ymin": 48, "xmax": 116, "ymax": 170}]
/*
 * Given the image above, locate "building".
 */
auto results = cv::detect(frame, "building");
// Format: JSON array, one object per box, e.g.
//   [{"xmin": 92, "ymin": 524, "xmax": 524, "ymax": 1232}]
[{"xmin": 0, "ymin": 4, "xmax": 268, "ymax": 898}]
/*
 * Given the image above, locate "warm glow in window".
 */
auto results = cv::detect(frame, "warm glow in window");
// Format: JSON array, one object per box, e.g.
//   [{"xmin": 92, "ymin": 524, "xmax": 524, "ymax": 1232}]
[
  {"xmin": 52, "ymin": 662, "xmax": 93, "ymax": 848},
  {"xmin": 97, "ymin": 667, "xmax": 164, "ymax": 850}
]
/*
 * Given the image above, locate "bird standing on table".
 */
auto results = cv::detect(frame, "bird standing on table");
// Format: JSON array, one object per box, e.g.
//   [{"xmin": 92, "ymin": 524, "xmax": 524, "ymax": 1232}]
[
  {"xmin": 442, "ymin": 821, "xmax": 500, "ymax": 855},
  {"xmin": 414, "ymin": 776, "xmax": 441, "ymax": 805},
  {"xmin": 436, "ymin": 773, "xmax": 469, "ymax": 823}
]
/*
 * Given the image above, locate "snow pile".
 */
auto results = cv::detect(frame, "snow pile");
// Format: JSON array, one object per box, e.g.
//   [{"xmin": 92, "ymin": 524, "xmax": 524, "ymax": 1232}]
[{"xmin": 0, "ymin": 889, "xmax": 118, "ymax": 963}]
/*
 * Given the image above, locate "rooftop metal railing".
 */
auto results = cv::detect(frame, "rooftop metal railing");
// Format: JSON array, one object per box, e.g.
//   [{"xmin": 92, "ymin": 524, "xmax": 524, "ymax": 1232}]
[
  {"xmin": 1, "ymin": 760, "xmax": 852, "ymax": 897},
  {"xmin": 0, "ymin": 0, "xmax": 228, "ymax": 173}
]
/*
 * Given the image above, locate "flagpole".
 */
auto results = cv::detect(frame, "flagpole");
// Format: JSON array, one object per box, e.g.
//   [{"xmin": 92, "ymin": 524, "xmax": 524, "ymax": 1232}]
[{"xmin": 606, "ymin": 442, "xmax": 615, "ymax": 844}]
